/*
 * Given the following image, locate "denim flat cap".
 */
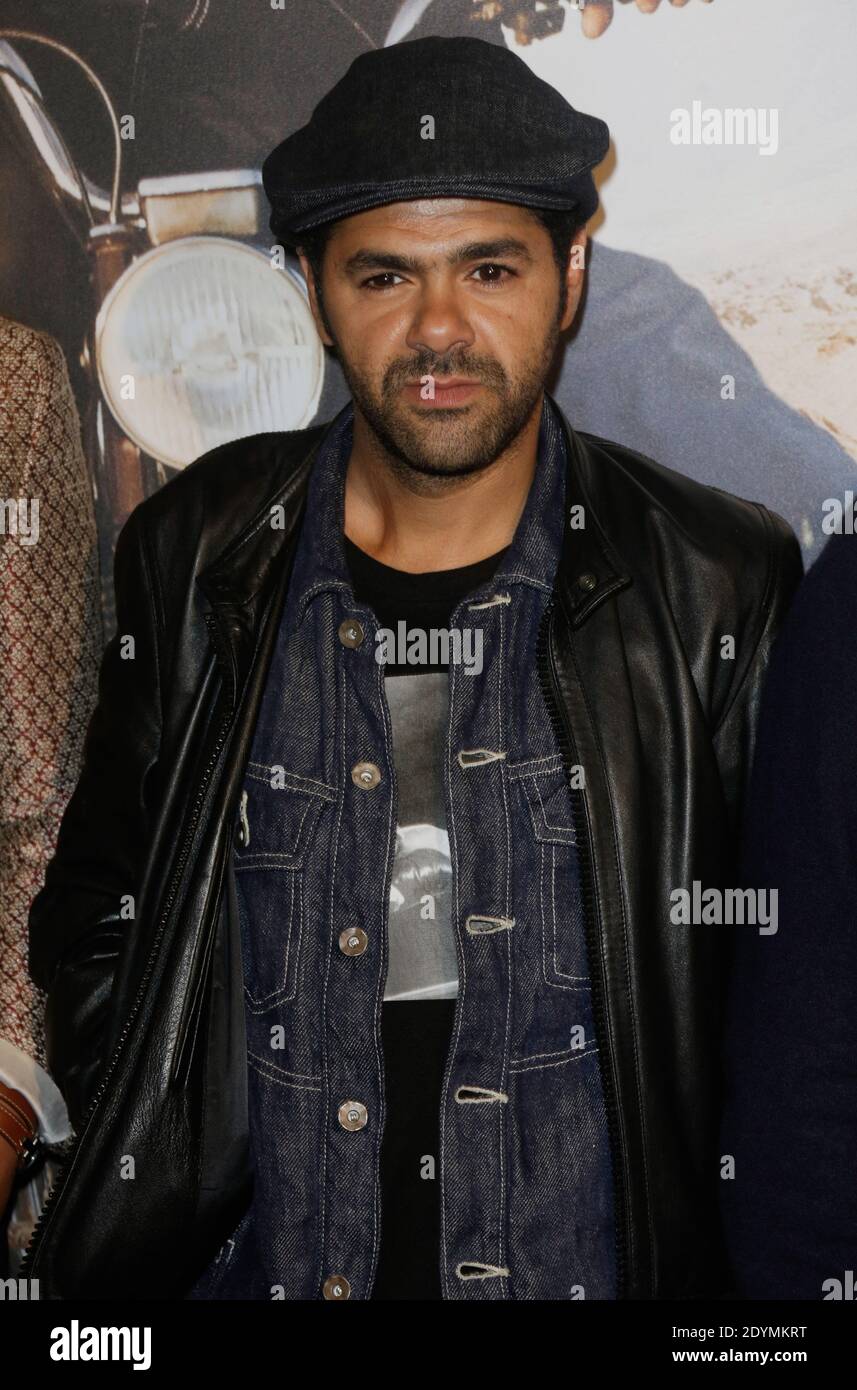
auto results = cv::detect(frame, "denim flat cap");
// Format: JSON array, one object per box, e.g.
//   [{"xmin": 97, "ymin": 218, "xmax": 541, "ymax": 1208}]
[{"xmin": 262, "ymin": 36, "xmax": 610, "ymax": 247}]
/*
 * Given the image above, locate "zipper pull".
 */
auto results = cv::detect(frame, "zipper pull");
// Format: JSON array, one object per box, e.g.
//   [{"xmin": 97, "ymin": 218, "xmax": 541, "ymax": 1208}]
[{"xmin": 237, "ymin": 788, "xmax": 250, "ymax": 847}]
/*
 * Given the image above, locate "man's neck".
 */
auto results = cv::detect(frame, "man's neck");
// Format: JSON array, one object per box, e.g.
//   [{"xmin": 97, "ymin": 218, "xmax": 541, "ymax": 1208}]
[{"xmin": 343, "ymin": 396, "xmax": 543, "ymax": 573}]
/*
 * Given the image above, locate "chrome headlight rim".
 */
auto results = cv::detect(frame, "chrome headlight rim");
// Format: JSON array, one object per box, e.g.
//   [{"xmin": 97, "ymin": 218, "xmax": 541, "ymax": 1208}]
[{"xmin": 95, "ymin": 234, "xmax": 324, "ymax": 470}]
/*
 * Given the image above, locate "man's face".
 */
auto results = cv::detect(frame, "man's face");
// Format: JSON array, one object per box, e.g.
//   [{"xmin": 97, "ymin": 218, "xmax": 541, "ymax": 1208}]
[{"xmin": 298, "ymin": 198, "xmax": 585, "ymax": 481}]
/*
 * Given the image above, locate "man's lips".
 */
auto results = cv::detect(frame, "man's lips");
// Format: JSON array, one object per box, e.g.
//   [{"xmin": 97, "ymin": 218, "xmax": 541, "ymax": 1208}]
[{"xmin": 401, "ymin": 377, "xmax": 483, "ymax": 408}]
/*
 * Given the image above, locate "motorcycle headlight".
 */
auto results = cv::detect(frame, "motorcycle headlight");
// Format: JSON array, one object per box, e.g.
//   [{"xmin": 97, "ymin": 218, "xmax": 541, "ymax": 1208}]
[{"xmin": 95, "ymin": 236, "xmax": 324, "ymax": 469}]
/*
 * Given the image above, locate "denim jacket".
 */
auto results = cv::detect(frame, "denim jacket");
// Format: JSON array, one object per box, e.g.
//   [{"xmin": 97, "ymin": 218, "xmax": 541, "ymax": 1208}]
[{"xmin": 189, "ymin": 396, "xmax": 615, "ymax": 1300}]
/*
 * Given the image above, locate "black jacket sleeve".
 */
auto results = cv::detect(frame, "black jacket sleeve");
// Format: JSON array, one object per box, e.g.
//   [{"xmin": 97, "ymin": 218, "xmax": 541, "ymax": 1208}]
[
  {"xmin": 27, "ymin": 504, "xmax": 163, "ymax": 1135},
  {"xmin": 711, "ymin": 504, "xmax": 804, "ymax": 847},
  {"xmin": 720, "ymin": 532, "xmax": 857, "ymax": 1299}
]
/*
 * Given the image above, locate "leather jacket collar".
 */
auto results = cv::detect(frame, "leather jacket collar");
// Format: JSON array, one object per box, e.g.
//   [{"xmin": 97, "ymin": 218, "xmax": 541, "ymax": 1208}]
[{"xmin": 197, "ymin": 393, "xmax": 633, "ymax": 709}]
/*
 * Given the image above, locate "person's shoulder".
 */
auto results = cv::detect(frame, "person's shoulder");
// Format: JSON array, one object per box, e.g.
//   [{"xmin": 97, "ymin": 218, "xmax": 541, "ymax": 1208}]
[
  {"xmin": 573, "ymin": 425, "xmax": 800, "ymax": 586},
  {"xmin": 0, "ymin": 316, "xmax": 71, "ymax": 394},
  {"xmin": 117, "ymin": 422, "xmax": 330, "ymax": 586},
  {"xmin": 764, "ymin": 531, "xmax": 857, "ymax": 659},
  {"xmin": 796, "ymin": 528, "xmax": 857, "ymax": 595},
  {"xmin": 147, "ymin": 423, "xmax": 328, "ymax": 520}
]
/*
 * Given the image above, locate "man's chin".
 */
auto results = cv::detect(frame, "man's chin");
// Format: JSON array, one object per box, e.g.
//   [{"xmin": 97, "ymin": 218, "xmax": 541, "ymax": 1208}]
[
  {"xmin": 394, "ymin": 453, "xmax": 496, "ymax": 480},
  {"xmin": 384, "ymin": 404, "xmax": 502, "ymax": 476}
]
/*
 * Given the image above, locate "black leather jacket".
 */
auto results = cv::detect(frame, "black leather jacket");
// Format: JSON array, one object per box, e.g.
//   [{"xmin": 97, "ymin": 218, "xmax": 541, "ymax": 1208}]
[{"xmin": 22, "ymin": 397, "xmax": 802, "ymax": 1298}]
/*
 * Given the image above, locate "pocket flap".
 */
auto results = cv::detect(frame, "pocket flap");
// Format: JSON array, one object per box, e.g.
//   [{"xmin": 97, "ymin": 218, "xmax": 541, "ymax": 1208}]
[
  {"xmin": 234, "ymin": 763, "xmax": 335, "ymax": 870},
  {"xmin": 517, "ymin": 766, "xmax": 577, "ymax": 846}
]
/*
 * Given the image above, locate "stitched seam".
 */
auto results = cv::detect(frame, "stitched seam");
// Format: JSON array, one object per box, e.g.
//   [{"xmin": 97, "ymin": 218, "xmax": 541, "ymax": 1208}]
[
  {"xmin": 204, "ymin": 437, "xmax": 320, "ymax": 578},
  {"xmin": 241, "ymin": 868, "xmax": 298, "ymax": 1011},
  {"xmin": 248, "ymin": 1054, "xmax": 322, "ymax": 1092},
  {"xmin": 550, "ymin": 842, "xmax": 586, "ymax": 984},
  {"xmin": 533, "ymin": 776, "xmax": 570, "ymax": 835},
  {"xmin": 135, "ymin": 514, "xmax": 164, "ymax": 743},
  {"xmin": 512, "ymin": 1042, "xmax": 594, "ymax": 1064},
  {"xmin": 711, "ymin": 502, "xmax": 779, "ymax": 738},
  {"xmin": 317, "ymin": 642, "xmax": 341, "ymax": 1283},
  {"xmin": 247, "ymin": 1051, "xmax": 321, "ymax": 1085},
  {"xmin": 510, "ymin": 1045, "xmax": 600, "ymax": 1075},
  {"xmin": 507, "ymin": 753, "xmax": 563, "ymax": 777},
  {"xmin": 498, "ymin": 602, "xmax": 511, "ymax": 1288},
  {"xmin": 245, "ymin": 762, "xmax": 336, "ymax": 799},
  {"xmin": 139, "ymin": 510, "xmax": 167, "ymax": 635},
  {"xmin": 236, "ymin": 793, "xmax": 318, "ymax": 863},
  {"xmin": 467, "ymin": 592, "xmax": 511, "ymax": 610},
  {"xmin": 370, "ymin": 616, "xmax": 397, "ymax": 1294},
  {"xmin": 489, "ymin": 568, "xmax": 553, "ymax": 592},
  {"xmin": 235, "ymin": 855, "xmax": 303, "ymax": 868},
  {"xmin": 441, "ymin": 632, "xmax": 464, "ymax": 1299}
]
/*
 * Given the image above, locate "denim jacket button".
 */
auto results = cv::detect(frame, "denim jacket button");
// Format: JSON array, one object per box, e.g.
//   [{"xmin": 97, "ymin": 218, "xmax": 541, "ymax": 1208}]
[
  {"xmin": 351, "ymin": 761, "xmax": 381, "ymax": 790},
  {"xmin": 322, "ymin": 1274, "xmax": 351, "ymax": 1300},
  {"xmin": 339, "ymin": 927, "xmax": 368, "ymax": 957},
  {"xmin": 337, "ymin": 1100, "xmax": 368, "ymax": 1131},
  {"xmin": 338, "ymin": 618, "xmax": 365, "ymax": 649}
]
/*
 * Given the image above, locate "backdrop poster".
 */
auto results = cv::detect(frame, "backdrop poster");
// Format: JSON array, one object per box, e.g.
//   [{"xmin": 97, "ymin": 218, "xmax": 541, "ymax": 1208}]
[{"xmin": 2, "ymin": 0, "xmax": 855, "ymax": 631}]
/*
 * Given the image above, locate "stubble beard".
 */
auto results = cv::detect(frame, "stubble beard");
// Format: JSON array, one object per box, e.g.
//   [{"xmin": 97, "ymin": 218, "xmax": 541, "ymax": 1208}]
[{"xmin": 335, "ymin": 330, "xmax": 560, "ymax": 488}]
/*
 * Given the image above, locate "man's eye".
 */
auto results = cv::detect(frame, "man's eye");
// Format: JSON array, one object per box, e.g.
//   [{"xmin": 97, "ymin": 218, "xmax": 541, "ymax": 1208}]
[
  {"xmin": 471, "ymin": 263, "xmax": 514, "ymax": 285},
  {"xmin": 361, "ymin": 272, "xmax": 404, "ymax": 290}
]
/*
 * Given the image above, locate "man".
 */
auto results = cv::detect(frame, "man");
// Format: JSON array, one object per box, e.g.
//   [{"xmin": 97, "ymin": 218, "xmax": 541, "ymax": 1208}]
[
  {"xmin": 720, "ymin": 532, "xmax": 857, "ymax": 1300},
  {"xmin": 23, "ymin": 36, "xmax": 801, "ymax": 1300},
  {"xmin": 3, "ymin": 3, "xmax": 847, "ymax": 572}
]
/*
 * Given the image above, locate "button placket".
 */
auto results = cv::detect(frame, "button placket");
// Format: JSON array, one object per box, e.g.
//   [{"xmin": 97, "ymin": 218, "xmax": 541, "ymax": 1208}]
[
  {"xmin": 441, "ymin": 595, "xmax": 514, "ymax": 1298},
  {"xmin": 324, "ymin": 596, "xmax": 395, "ymax": 1299}
]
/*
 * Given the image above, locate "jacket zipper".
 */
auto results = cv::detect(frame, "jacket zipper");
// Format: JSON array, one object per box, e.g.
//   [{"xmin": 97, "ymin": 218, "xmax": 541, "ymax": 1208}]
[
  {"xmin": 535, "ymin": 596, "xmax": 630, "ymax": 1299},
  {"xmin": 18, "ymin": 611, "xmax": 237, "ymax": 1280}
]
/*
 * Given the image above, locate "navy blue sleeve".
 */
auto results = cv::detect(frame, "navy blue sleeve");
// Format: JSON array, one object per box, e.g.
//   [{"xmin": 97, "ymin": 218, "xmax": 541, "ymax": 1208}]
[{"xmin": 720, "ymin": 533, "xmax": 857, "ymax": 1299}]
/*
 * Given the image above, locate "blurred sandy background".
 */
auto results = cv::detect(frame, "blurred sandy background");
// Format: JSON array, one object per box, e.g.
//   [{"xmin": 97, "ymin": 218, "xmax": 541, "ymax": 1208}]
[{"xmin": 522, "ymin": 0, "xmax": 857, "ymax": 467}]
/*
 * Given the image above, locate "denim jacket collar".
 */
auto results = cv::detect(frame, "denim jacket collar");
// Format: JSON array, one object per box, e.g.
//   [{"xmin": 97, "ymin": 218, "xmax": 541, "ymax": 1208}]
[
  {"xmin": 196, "ymin": 395, "xmax": 632, "ymax": 710},
  {"xmin": 289, "ymin": 394, "xmax": 571, "ymax": 623}
]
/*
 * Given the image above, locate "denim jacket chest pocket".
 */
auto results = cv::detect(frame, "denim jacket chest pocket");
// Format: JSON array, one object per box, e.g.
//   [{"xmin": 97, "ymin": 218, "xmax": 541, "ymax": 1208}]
[
  {"xmin": 511, "ymin": 758, "xmax": 590, "ymax": 991},
  {"xmin": 233, "ymin": 762, "xmax": 336, "ymax": 1011}
]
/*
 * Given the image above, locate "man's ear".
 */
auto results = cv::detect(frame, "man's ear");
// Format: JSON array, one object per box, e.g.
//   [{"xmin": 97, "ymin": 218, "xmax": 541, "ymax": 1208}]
[
  {"xmin": 297, "ymin": 249, "xmax": 335, "ymax": 348},
  {"xmin": 559, "ymin": 227, "xmax": 588, "ymax": 333}
]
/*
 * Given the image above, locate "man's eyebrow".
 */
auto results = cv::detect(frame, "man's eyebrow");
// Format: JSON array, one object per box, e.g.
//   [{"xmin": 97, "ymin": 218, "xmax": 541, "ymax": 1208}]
[{"xmin": 343, "ymin": 238, "xmax": 534, "ymax": 275}]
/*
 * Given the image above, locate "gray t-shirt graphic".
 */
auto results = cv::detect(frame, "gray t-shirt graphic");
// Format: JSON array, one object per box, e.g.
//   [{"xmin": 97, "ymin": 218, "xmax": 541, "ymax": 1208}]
[
  {"xmin": 384, "ymin": 671, "xmax": 457, "ymax": 1001},
  {"xmin": 344, "ymin": 533, "xmax": 507, "ymax": 1302}
]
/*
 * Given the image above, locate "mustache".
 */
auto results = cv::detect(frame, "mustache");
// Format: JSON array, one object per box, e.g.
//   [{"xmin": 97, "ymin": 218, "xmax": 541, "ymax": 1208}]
[{"xmin": 382, "ymin": 353, "xmax": 508, "ymax": 393}]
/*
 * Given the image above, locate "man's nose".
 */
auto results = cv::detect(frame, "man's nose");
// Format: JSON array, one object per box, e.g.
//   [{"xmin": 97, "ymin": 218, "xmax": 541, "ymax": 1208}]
[{"xmin": 405, "ymin": 283, "xmax": 475, "ymax": 359}]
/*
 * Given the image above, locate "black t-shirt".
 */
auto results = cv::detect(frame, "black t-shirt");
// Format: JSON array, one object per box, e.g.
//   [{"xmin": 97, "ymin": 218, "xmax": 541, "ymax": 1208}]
[{"xmin": 344, "ymin": 536, "xmax": 507, "ymax": 1299}]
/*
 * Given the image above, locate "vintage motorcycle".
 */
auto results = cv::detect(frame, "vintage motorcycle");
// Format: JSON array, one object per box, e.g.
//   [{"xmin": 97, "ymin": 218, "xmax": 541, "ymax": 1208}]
[
  {"xmin": 0, "ymin": 0, "xmax": 571, "ymax": 620},
  {"xmin": 0, "ymin": 30, "xmax": 324, "ymax": 566}
]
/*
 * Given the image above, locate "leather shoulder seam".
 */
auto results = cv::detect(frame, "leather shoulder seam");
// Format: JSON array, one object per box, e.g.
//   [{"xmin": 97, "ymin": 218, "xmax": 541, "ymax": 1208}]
[
  {"xmin": 135, "ymin": 508, "xmax": 167, "ymax": 636},
  {"xmin": 710, "ymin": 500, "xmax": 781, "ymax": 738}
]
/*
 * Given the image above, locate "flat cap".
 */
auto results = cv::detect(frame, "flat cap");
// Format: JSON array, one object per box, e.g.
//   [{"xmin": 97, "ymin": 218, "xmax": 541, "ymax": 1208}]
[{"xmin": 262, "ymin": 36, "xmax": 610, "ymax": 248}]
